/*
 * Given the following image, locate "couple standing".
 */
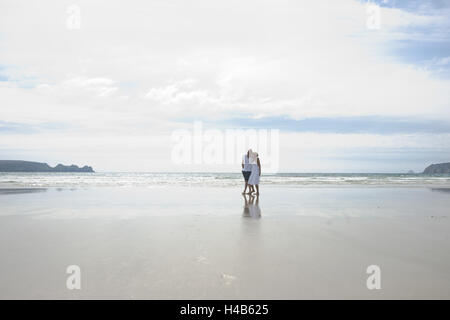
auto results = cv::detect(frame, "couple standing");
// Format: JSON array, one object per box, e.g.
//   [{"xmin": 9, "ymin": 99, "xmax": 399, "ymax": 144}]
[{"xmin": 241, "ymin": 149, "xmax": 261, "ymax": 195}]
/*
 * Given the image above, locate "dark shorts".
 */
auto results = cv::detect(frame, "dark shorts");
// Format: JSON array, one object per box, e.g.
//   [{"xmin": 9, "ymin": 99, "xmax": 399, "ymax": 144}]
[{"xmin": 242, "ymin": 170, "xmax": 251, "ymax": 181}]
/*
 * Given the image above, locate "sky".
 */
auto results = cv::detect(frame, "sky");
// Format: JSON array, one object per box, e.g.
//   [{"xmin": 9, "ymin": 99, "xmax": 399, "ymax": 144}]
[{"xmin": 0, "ymin": 0, "xmax": 450, "ymax": 172}]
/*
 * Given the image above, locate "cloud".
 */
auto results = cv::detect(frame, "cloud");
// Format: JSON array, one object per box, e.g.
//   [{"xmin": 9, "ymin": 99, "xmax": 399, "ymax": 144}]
[
  {"xmin": 1, "ymin": 1, "xmax": 449, "ymax": 122},
  {"xmin": 216, "ymin": 116, "xmax": 450, "ymax": 134},
  {"xmin": 36, "ymin": 77, "xmax": 118, "ymax": 97}
]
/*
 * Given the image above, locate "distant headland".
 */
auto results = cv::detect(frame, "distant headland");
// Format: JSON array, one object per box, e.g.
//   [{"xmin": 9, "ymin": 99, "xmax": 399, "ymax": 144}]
[
  {"xmin": 0, "ymin": 160, "xmax": 94, "ymax": 173},
  {"xmin": 423, "ymin": 162, "xmax": 450, "ymax": 174}
]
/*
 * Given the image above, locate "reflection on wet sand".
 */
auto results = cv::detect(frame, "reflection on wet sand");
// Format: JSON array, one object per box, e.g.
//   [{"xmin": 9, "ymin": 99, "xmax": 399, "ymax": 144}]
[
  {"xmin": 242, "ymin": 194, "xmax": 261, "ymax": 218},
  {"xmin": 430, "ymin": 188, "xmax": 450, "ymax": 194},
  {"xmin": 0, "ymin": 188, "xmax": 47, "ymax": 195}
]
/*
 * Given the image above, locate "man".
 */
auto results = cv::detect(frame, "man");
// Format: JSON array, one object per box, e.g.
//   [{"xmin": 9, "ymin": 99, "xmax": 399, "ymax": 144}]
[{"xmin": 241, "ymin": 149, "xmax": 253, "ymax": 194}]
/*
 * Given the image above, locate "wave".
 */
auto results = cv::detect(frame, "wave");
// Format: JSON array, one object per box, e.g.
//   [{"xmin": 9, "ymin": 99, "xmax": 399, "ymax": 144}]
[{"xmin": 1, "ymin": 172, "xmax": 450, "ymax": 188}]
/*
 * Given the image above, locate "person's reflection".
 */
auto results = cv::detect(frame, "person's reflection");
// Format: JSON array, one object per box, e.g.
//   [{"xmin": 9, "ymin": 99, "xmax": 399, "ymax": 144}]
[{"xmin": 242, "ymin": 194, "xmax": 261, "ymax": 218}]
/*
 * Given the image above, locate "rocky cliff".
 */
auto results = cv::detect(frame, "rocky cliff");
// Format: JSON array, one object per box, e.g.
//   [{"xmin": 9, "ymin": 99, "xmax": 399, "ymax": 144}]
[
  {"xmin": 0, "ymin": 160, "xmax": 94, "ymax": 172},
  {"xmin": 423, "ymin": 162, "xmax": 450, "ymax": 174}
]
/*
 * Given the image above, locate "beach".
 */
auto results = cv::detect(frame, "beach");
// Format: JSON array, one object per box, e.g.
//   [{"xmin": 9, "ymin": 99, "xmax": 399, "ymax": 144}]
[{"xmin": 1, "ymin": 183, "xmax": 450, "ymax": 299}]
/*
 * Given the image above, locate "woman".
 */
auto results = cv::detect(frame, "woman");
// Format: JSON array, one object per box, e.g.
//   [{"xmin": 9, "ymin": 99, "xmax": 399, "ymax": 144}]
[{"xmin": 247, "ymin": 151, "xmax": 261, "ymax": 195}]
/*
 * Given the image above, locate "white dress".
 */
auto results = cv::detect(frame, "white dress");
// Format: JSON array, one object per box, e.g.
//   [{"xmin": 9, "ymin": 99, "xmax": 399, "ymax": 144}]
[
  {"xmin": 248, "ymin": 161, "xmax": 260, "ymax": 185},
  {"xmin": 248, "ymin": 203, "xmax": 261, "ymax": 218}
]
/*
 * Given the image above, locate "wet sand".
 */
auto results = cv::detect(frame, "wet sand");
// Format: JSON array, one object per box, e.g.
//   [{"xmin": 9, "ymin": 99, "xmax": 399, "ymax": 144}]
[{"xmin": 0, "ymin": 186, "xmax": 450, "ymax": 299}]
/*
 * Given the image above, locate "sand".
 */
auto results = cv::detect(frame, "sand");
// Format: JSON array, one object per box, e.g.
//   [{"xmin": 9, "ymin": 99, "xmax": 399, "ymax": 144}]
[{"xmin": 0, "ymin": 186, "xmax": 450, "ymax": 299}]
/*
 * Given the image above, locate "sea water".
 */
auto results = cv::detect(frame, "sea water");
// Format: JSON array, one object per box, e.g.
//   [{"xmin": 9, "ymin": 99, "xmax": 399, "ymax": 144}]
[{"xmin": 1, "ymin": 172, "xmax": 450, "ymax": 188}]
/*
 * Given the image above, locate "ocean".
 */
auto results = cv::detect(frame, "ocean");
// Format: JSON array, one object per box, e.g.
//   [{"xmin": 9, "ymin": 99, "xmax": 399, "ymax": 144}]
[{"xmin": 1, "ymin": 172, "xmax": 450, "ymax": 188}]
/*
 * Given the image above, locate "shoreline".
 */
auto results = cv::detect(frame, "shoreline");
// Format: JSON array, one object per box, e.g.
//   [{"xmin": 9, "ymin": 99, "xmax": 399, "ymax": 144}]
[
  {"xmin": 2, "ymin": 172, "xmax": 450, "ymax": 189},
  {"xmin": 2, "ymin": 184, "xmax": 450, "ymax": 189}
]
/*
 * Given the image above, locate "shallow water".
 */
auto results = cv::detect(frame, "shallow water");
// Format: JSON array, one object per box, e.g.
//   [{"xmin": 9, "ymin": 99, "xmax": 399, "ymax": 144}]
[
  {"xmin": 0, "ymin": 186, "xmax": 449, "ymax": 299},
  {"xmin": 1, "ymin": 172, "xmax": 450, "ymax": 188},
  {"xmin": 1, "ymin": 186, "xmax": 450, "ymax": 219}
]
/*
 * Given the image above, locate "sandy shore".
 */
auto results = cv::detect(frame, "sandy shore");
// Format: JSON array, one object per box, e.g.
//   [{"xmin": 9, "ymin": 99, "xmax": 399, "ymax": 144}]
[{"xmin": 0, "ymin": 186, "xmax": 449, "ymax": 299}]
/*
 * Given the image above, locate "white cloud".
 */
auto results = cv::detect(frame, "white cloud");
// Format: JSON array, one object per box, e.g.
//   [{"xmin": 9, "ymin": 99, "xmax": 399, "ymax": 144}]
[{"xmin": 1, "ymin": 0, "xmax": 449, "ymax": 121}]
